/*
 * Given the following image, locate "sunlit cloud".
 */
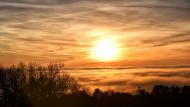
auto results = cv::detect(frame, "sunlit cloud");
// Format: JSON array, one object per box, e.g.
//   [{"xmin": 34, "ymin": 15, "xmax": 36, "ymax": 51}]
[{"xmin": 0, "ymin": 0, "xmax": 190, "ymax": 67}]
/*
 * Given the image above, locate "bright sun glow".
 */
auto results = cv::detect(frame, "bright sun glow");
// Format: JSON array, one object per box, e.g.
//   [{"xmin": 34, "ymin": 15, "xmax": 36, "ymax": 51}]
[{"xmin": 91, "ymin": 38, "xmax": 120, "ymax": 61}]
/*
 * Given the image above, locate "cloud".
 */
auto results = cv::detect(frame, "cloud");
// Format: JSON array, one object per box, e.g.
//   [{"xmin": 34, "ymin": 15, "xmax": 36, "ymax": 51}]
[
  {"xmin": 142, "ymin": 31, "xmax": 190, "ymax": 47},
  {"xmin": 0, "ymin": 2, "xmax": 52, "ymax": 10},
  {"xmin": 70, "ymin": 68, "xmax": 190, "ymax": 92},
  {"xmin": 0, "ymin": 0, "xmax": 75, "ymax": 4},
  {"xmin": 133, "ymin": 71, "xmax": 190, "ymax": 78},
  {"xmin": 118, "ymin": 4, "xmax": 190, "ymax": 11},
  {"xmin": 70, "ymin": 68, "xmax": 190, "ymax": 93},
  {"xmin": 0, "ymin": 0, "xmax": 190, "ymax": 66}
]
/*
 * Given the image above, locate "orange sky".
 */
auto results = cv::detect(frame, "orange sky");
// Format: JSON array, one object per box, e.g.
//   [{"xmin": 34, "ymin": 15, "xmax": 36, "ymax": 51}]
[{"xmin": 0, "ymin": 0, "xmax": 190, "ymax": 67}]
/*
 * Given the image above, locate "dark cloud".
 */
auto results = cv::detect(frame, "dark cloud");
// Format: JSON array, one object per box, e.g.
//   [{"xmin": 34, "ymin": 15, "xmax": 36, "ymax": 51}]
[
  {"xmin": 0, "ymin": 0, "xmax": 76, "ymax": 4},
  {"xmin": 133, "ymin": 71, "xmax": 190, "ymax": 78},
  {"xmin": 94, "ymin": 80, "xmax": 128, "ymax": 86},
  {"xmin": 77, "ymin": 77, "xmax": 102, "ymax": 83},
  {"xmin": 142, "ymin": 31, "xmax": 190, "ymax": 47},
  {"xmin": 14, "ymin": 37, "xmax": 44, "ymax": 42},
  {"xmin": 118, "ymin": 4, "xmax": 190, "ymax": 11},
  {"xmin": 0, "ymin": 32, "xmax": 14, "ymax": 36},
  {"xmin": 0, "ymin": 2, "xmax": 52, "ymax": 10}
]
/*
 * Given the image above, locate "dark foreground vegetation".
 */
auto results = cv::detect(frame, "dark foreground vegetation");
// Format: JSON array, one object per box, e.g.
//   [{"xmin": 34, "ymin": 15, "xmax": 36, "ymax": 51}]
[{"xmin": 0, "ymin": 63, "xmax": 190, "ymax": 107}]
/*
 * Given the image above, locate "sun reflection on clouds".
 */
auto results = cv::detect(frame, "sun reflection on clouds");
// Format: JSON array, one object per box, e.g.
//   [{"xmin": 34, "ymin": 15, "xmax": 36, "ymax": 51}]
[{"xmin": 0, "ymin": 0, "xmax": 190, "ymax": 66}]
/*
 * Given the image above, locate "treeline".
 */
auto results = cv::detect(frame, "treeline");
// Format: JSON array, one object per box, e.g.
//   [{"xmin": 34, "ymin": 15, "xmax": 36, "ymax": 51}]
[{"xmin": 0, "ymin": 63, "xmax": 190, "ymax": 107}]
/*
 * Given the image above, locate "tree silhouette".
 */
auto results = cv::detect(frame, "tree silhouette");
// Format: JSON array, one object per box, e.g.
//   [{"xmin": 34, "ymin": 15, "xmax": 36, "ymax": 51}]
[{"xmin": 1, "ymin": 63, "xmax": 190, "ymax": 107}]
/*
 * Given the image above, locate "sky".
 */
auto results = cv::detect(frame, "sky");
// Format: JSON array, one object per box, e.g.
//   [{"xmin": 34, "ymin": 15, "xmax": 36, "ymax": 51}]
[{"xmin": 0, "ymin": 0, "xmax": 190, "ymax": 67}]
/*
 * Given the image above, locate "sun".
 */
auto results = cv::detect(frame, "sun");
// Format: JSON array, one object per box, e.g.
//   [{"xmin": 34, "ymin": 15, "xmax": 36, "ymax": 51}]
[{"xmin": 91, "ymin": 38, "xmax": 120, "ymax": 61}]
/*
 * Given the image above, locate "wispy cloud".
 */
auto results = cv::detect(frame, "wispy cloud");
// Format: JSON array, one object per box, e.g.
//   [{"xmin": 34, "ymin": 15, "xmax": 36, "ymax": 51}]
[
  {"xmin": 0, "ymin": 0, "xmax": 190, "ymax": 66},
  {"xmin": 141, "ymin": 31, "xmax": 190, "ymax": 47}
]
